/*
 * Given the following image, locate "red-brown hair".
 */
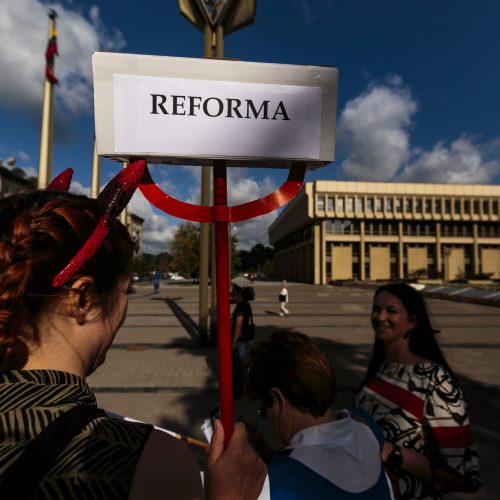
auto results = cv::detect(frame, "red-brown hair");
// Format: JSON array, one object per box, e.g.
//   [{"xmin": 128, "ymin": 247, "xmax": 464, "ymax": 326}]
[
  {"xmin": 245, "ymin": 328, "xmax": 336, "ymax": 418},
  {"xmin": 0, "ymin": 189, "xmax": 135, "ymax": 368}
]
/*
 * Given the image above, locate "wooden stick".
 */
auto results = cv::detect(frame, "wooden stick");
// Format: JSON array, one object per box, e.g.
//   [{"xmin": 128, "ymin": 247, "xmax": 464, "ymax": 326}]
[{"xmin": 175, "ymin": 433, "xmax": 209, "ymax": 449}]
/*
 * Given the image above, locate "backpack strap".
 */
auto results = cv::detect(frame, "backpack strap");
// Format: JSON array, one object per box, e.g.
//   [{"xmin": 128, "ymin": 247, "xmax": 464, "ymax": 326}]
[{"xmin": 1, "ymin": 405, "xmax": 106, "ymax": 500}]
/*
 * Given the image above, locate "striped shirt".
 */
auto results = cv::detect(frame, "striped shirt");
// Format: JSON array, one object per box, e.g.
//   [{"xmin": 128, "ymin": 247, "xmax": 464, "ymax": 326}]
[
  {"xmin": 0, "ymin": 370, "xmax": 152, "ymax": 499},
  {"xmin": 356, "ymin": 361, "xmax": 481, "ymax": 499}
]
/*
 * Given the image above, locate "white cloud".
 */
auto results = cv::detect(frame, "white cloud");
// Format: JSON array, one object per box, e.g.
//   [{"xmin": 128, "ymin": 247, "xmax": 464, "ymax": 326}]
[
  {"xmin": 139, "ymin": 165, "xmax": 279, "ymax": 251},
  {"xmin": 128, "ymin": 190, "xmax": 174, "ymax": 254},
  {"xmin": 399, "ymin": 137, "xmax": 500, "ymax": 184},
  {"xmin": 227, "ymin": 169, "xmax": 278, "ymax": 250},
  {"xmin": 0, "ymin": 0, "xmax": 125, "ymax": 117},
  {"xmin": 338, "ymin": 78, "xmax": 417, "ymax": 180}
]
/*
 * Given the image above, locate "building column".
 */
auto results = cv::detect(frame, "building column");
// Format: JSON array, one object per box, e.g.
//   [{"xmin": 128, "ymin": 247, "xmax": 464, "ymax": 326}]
[
  {"xmin": 436, "ymin": 222, "xmax": 442, "ymax": 275},
  {"xmin": 314, "ymin": 222, "xmax": 321, "ymax": 285},
  {"xmin": 360, "ymin": 220, "xmax": 366, "ymax": 281},
  {"xmin": 398, "ymin": 221, "xmax": 404, "ymax": 279},
  {"xmin": 473, "ymin": 222, "xmax": 479, "ymax": 275},
  {"xmin": 321, "ymin": 221, "xmax": 327, "ymax": 285}
]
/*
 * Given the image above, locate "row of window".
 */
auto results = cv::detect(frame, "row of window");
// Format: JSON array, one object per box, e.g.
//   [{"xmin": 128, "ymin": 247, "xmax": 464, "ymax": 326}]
[
  {"xmin": 324, "ymin": 220, "xmax": 500, "ymax": 238},
  {"xmin": 316, "ymin": 193, "xmax": 500, "ymax": 217},
  {"xmin": 275, "ymin": 218, "xmax": 500, "ymax": 251}
]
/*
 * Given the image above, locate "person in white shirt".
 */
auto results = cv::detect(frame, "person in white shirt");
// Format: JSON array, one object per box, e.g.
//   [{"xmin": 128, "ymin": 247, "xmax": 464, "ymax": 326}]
[{"xmin": 278, "ymin": 281, "xmax": 289, "ymax": 317}]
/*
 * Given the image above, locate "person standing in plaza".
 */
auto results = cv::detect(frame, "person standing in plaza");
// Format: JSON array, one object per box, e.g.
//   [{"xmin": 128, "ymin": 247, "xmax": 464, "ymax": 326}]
[
  {"xmin": 278, "ymin": 280, "xmax": 289, "ymax": 317},
  {"xmin": 231, "ymin": 284, "xmax": 255, "ymax": 398},
  {"xmin": 355, "ymin": 283, "xmax": 482, "ymax": 499},
  {"xmin": 152, "ymin": 269, "xmax": 160, "ymax": 292}
]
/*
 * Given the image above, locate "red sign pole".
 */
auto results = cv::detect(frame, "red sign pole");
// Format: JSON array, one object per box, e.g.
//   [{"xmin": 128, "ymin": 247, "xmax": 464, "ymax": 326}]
[
  {"xmin": 213, "ymin": 159, "xmax": 234, "ymax": 445},
  {"xmin": 137, "ymin": 160, "xmax": 306, "ymax": 445}
]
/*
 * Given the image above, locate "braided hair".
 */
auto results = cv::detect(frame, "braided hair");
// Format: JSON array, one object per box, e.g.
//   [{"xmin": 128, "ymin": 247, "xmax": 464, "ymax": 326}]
[{"xmin": 0, "ymin": 189, "xmax": 134, "ymax": 368}]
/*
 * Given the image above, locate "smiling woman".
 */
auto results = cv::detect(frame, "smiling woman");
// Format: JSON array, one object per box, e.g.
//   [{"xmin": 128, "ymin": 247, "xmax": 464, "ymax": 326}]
[{"xmin": 356, "ymin": 283, "xmax": 482, "ymax": 500}]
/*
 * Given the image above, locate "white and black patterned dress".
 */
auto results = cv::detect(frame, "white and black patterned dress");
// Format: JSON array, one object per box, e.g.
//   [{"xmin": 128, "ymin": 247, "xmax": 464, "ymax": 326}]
[{"xmin": 355, "ymin": 361, "xmax": 481, "ymax": 500}]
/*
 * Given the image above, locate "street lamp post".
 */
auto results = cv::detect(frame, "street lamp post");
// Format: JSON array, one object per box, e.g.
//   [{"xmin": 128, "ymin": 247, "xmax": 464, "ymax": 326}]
[{"xmin": 178, "ymin": 0, "xmax": 256, "ymax": 346}]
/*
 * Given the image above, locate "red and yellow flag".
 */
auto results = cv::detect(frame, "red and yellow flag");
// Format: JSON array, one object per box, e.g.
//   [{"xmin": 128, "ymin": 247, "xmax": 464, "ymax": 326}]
[{"xmin": 45, "ymin": 24, "xmax": 58, "ymax": 84}]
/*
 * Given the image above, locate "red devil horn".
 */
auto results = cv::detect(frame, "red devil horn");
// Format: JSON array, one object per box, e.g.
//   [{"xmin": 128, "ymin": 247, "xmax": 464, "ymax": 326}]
[
  {"xmin": 48, "ymin": 168, "xmax": 73, "ymax": 191},
  {"xmin": 52, "ymin": 160, "xmax": 146, "ymax": 288}
]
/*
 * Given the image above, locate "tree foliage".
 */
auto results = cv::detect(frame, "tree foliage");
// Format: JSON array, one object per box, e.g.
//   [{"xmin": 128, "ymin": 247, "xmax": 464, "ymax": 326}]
[
  {"xmin": 237, "ymin": 243, "xmax": 274, "ymax": 274},
  {"xmin": 169, "ymin": 222, "xmax": 201, "ymax": 278}
]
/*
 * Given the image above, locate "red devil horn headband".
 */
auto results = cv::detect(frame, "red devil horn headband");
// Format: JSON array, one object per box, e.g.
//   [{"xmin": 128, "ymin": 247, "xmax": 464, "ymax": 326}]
[
  {"xmin": 48, "ymin": 168, "xmax": 74, "ymax": 191},
  {"xmin": 51, "ymin": 160, "xmax": 146, "ymax": 288}
]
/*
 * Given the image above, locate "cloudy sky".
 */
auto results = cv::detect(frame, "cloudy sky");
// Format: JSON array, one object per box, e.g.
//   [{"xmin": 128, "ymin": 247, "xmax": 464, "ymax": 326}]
[{"xmin": 1, "ymin": 0, "xmax": 499, "ymax": 252}]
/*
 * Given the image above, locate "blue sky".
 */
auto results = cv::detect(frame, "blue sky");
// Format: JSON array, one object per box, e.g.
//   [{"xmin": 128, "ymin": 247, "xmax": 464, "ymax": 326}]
[{"xmin": 1, "ymin": 0, "xmax": 499, "ymax": 252}]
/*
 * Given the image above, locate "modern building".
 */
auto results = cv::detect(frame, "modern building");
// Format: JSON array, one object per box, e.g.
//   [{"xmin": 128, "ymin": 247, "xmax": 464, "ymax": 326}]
[
  {"xmin": 269, "ymin": 180, "xmax": 500, "ymax": 284},
  {"xmin": 0, "ymin": 164, "xmax": 37, "ymax": 194},
  {"xmin": 125, "ymin": 211, "xmax": 145, "ymax": 255}
]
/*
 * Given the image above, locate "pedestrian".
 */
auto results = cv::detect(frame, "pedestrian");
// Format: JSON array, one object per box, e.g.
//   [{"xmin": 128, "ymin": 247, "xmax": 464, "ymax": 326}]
[
  {"xmin": 0, "ymin": 164, "xmax": 266, "ymax": 500},
  {"xmin": 152, "ymin": 269, "xmax": 160, "ymax": 292},
  {"xmin": 245, "ymin": 328, "xmax": 393, "ymax": 499},
  {"xmin": 278, "ymin": 280, "xmax": 289, "ymax": 317},
  {"xmin": 230, "ymin": 284, "xmax": 255, "ymax": 398},
  {"xmin": 355, "ymin": 283, "xmax": 482, "ymax": 499}
]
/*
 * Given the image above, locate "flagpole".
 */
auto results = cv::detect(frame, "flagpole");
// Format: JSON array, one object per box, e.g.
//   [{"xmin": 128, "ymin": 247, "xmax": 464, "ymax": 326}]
[
  {"xmin": 91, "ymin": 136, "xmax": 100, "ymax": 198},
  {"xmin": 38, "ymin": 9, "xmax": 58, "ymax": 188}
]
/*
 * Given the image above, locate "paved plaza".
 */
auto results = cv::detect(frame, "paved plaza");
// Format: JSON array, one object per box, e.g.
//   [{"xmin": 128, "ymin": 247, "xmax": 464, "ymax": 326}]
[{"xmin": 87, "ymin": 281, "xmax": 500, "ymax": 499}]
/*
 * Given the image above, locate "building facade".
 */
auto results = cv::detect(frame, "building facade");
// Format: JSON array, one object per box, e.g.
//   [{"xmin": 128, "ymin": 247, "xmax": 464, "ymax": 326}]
[
  {"xmin": 269, "ymin": 180, "xmax": 500, "ymax": 284},
  {"xmin": 0, "ymin": 165, "xmax": 37, "ymax": 194}
]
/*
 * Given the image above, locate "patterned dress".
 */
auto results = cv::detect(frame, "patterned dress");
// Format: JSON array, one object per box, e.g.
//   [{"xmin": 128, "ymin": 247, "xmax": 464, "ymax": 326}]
[
  {"xmin": 355, "ymin": 361, "xmax": 481, "ymax": 500},
  {"xmin": 0, "ymin": 370, "xmax": 153, "ymax": 499}
]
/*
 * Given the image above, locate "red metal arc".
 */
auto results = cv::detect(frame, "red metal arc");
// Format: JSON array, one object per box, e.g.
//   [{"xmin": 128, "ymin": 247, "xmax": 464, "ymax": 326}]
[
  {"xmin": 138, "ymin": 163, "xmax": 306, "ymax": 223},
  {"xmin": 137, "ymin": 160, "xmax": 306, "ymax": 446}
]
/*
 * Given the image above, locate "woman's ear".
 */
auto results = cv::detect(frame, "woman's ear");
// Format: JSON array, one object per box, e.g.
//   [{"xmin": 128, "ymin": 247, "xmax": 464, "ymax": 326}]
[
  {"xmin": 66, "ymin": 277, "xmax": 95, "ymax": 325},
  {"xmin": 409, "ymin": 314, "xmax": 418, "ymax": 330},
  {"xmin": 270, "ymin": 388, "xmax": 285, "ymax": 409}
]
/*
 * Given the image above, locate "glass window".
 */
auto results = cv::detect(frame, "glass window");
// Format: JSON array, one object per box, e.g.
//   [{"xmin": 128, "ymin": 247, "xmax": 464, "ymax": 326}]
[
  {"xmin": 317, "ymin": 195, "xmax": 325, "ymax": 211},
  {"xmin": 415, "ymin": 198, "xmax": 422, "ymax": 212},
  {"xmin": 464, "ymin": 200, "xmax": 470, "ymax": 213},
  {"xmin": 454, "ymin": 200, "xmax": 461, "ymax": 214},
  {"xmin": 434, "ymin": 199, "xmax": 441, "ymax": 212},
  {"xmin": 482, "ymin": 199, "xmax": 489, "ymax": 215},
  {"xmin": 473, "ymin": 200, "xmax": 479, "ymax": 214},
  {"xmin": 424, "ymin": 198, "xmax": 431, "ymax": 213},
  {"xmin": 404, "ymin": 198, "xmax": 413, "ymax": 212},
  {"xmin": 444, "ymin": 199, "xmax": 451, "ymax": 214},
  {"xmin": 356, "ymin": 197, "xmax": 363, "ymax": 212},
  {"xmin": 327, "ymin": 196, "xmax": 334, "ymax": 211},
  {"xmin": 336, "ymin": 197, "xmax": 344, "ymax": 211},
  {"xmin": 386, "ymin": 198, "xmax": 393, "ymax": 211},
  {"xmin": 366, "ymin": 198, "xmax": 374, "ymax": 211},
  {"xmin": 492, "ymin": 200, "xmax": 498, "ymax": 215},
  {"xmin": 325, "ymin": 220, "xmax": 333, "ymax": 233},
  {"xmin": 375, "ymin": 197, "xmax": 383, "ymax": 211},
  {"xmin": 346, "ymin": 197, "xmax": 354, "ymax": 212},
  {"xmin": 395, "ymin": 198, "xmax": 402, "ymax": 212}
]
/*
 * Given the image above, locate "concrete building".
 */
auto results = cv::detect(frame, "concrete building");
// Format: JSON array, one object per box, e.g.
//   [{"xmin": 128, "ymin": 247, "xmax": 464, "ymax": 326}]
[
  {"xmin": 0, "ymin": 164, "xmax": 37, "ymax": 194},
  {"xmin": 269, "ymin": 180, "xmax": 500, "ymax": 284},
  {"xmin": 125, "ymin": 212, "xmax": 145, "ymax": 255}
]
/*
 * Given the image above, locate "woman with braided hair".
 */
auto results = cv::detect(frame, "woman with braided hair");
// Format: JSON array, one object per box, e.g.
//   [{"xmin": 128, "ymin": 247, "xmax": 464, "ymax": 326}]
[
  {"xmin": 355, "ymin": 283, "xmax": 482, "ymax": 499},
  {"xmin": 0, "ymin": 164, "xmax": 266, "ymax": 500}
]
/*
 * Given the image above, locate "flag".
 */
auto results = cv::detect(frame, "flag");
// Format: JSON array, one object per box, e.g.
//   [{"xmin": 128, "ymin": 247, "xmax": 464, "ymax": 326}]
[{"xmin": 45, "ymin": 24, "xmax": 58, "ymax": 84}]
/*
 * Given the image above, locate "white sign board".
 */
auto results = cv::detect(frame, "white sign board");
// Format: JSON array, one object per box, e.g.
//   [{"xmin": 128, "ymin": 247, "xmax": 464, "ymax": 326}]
[{"xmin": 93, "ymin": 52, "xmax": 338, "ymax": 169}]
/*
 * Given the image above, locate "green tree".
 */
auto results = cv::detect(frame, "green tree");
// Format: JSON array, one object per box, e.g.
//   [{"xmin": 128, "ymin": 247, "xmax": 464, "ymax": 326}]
[
  {"xmin": 169, "ymin": 222, "xmax": 200, "ymax": 279},
  {"xmin": 237, "ymin": 243, "xmax": 274, "ymax": 274}
]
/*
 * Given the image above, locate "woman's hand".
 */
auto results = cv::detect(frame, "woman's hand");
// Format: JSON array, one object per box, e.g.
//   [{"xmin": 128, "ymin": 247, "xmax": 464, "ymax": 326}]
[
  {"xmin": 207, "ymin": 420, "xmax": 267, "ymax": 500},
  {"xmin": 381, "ymin": 440, "xmax": 432, "ymax": 482}
]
